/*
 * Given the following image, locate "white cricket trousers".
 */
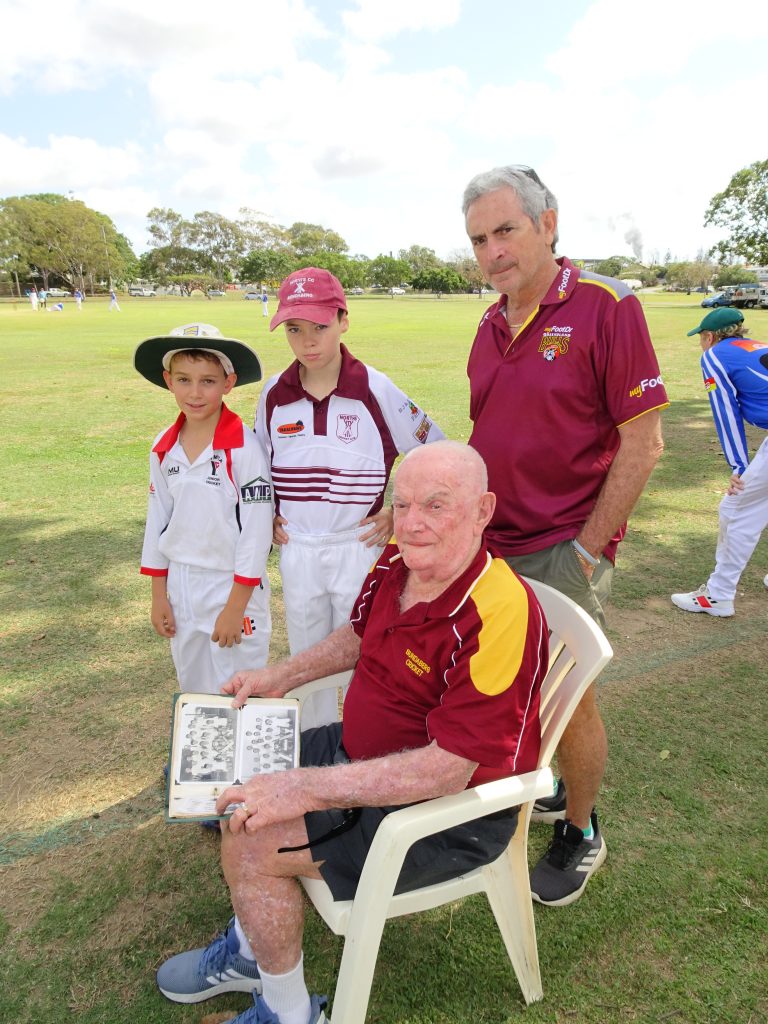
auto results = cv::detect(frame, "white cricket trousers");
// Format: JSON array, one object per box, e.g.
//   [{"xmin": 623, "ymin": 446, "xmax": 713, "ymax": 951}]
[
  {"xmin": 279, "ymin": 528, "xmax": 383, "ymax": 729},
  {"xmin": 708, "ymin": 436, "xmax": 768, "ymax": 601},
  {"xmin": 167, "ymin": 562, "xmax": 271, "ymax": 694}
]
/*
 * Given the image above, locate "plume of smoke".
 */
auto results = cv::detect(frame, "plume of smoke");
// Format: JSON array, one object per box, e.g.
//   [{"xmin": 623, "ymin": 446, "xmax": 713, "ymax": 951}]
[{"xmin": 624, "ymin": 227, "xmax": 643, "ymax": 262}]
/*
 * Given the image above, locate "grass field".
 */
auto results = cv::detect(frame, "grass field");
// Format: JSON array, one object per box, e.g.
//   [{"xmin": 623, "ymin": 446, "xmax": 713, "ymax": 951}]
[{"xmin": 1, "ymin": 291, "xmax": 766, "ymax": 1024}]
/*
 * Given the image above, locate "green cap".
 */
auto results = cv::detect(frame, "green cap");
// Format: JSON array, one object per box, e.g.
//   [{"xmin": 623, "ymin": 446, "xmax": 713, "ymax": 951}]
[{"xmin": 686, "ymin": 307, "xmax": 744, "ymax": 337}]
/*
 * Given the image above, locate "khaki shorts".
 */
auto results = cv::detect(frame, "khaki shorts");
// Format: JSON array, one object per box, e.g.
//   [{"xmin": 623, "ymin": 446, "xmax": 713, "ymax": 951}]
[{"xmin": 504, "ymin": 539, "xmax": 614, "ymax": 628}]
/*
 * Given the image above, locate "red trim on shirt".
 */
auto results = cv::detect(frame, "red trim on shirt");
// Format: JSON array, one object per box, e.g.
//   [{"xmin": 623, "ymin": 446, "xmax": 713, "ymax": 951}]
[
  {"xmin": 140, "ymin": 566, "xmax": 168, "ymax": 577},
  {"xmin": 234, "ymin": 574, "xmax": 261, "ymax": 586}
]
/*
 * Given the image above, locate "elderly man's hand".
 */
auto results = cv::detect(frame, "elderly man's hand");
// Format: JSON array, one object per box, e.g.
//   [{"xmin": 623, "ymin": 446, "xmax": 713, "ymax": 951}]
[
  {"xmin": 216, "ymin": 769, "xmax": 318, "ymax": 833},
  {"xmin": 221, "ymin": 669, "xmax": 284, "ymax": 708}
]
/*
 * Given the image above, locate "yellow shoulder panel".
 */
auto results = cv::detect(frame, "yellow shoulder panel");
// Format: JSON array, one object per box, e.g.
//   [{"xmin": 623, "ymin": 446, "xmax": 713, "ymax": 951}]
[{"xmin": 469, "ymin": 558, "xmax": 529, "ymax": 696}]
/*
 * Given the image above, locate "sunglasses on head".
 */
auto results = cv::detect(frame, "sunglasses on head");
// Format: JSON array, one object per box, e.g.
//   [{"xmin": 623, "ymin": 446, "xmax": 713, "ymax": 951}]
[{"xmin": 509, "ymin": 164, "xmax": 545, "ymax": 187}]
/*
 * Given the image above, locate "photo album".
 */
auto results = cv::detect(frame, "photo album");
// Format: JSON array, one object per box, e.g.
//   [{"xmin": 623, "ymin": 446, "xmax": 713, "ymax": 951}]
[{"xmin": 166, "ymin": 693, "xmax": 300, "ymax": 822}]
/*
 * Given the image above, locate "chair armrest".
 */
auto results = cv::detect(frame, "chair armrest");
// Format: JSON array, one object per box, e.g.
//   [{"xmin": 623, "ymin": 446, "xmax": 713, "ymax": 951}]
[
  {"xmin": 345, "ymin": 766, "xmax": 553, "ymax": 912},
  {"xmin": 290, "ymin": 671, "xmax": 354, "ymax": 707},
  {"xmin": 373, "ymin": 766, "xmax": 553, "ymax": 855}
]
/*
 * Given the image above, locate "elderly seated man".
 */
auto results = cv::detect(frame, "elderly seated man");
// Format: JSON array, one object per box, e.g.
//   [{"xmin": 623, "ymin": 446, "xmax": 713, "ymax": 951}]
[{"xmin": 157, "ymin": 440, "xmax": 549, "ymax": 1024}]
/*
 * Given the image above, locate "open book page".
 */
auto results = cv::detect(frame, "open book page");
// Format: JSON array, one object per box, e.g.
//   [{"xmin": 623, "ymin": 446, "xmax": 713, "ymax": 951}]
[{"xmin": 166, "ymin": 693, "xmax": 300, "ymax": 822}]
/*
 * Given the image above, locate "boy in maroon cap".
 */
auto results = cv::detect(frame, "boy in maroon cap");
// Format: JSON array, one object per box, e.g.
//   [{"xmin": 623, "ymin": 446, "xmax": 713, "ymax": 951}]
[{"xmin": 255, "ymin": 267, "xmax": 445, "ymax": 728}]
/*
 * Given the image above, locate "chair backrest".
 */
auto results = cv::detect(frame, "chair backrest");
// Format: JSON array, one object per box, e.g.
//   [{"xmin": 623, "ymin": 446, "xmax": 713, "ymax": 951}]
[{"xmin": 522, "ymin": 576, "xmax": 613, "ymax": 769}]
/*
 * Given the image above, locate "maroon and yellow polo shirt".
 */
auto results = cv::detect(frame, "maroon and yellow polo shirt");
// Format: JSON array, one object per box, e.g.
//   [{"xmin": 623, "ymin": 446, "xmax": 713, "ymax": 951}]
[
  {"xmin": 468, "ymin": 257, "xmax": 669, "ymax": 561},
  {"xmin": 342, "ymin": 541, "xmax": 547, "ymax": 786}
]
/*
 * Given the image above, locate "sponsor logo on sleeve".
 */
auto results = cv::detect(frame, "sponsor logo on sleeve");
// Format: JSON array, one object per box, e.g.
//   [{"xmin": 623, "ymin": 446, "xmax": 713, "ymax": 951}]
[
  {"xmin": 167, "ymin": 465, "xmax": 179, "ymax": 475},
  {"xmin": 628, "ymin": 374, "xmax": 664, "ymax": 399},
  {"xmin": 413, "ymin": 415, "xmax": 432, "ymax": 444},
  {"xmin": 704, "ymin": 376, "xmax": 717, "ymax": 393},
  {"xmin": 241, "ymin": 476, "xmax": 272, "ymax": 503},
  {"xmin": 337, "ymin": 412, "xmax": 360, "ymax": 444},
  {"xmin": 277, "ymin": 420, "xmax": 305, "ymax": 436},
  {"xmin": 149, "ymin": 482, "xmax": 155, "ymax": 494},
  {"xmin": 405, "ymin": 648, "xmax": 431, "ymax": 678},
  {"xmin": 398, "ymin": 399, "xmax": 420, "ymax": 419}
]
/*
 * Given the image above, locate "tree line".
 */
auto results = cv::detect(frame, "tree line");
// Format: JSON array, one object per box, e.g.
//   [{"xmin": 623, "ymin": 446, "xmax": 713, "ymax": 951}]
[{"xmin": 1, "ymin": 159, "xmax": 766, "ymax": 297}]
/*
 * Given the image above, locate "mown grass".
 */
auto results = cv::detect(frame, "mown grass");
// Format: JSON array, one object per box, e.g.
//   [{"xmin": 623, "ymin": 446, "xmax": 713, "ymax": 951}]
[{"xmin": 0, "ymin": 292, "xmax": 766, "ymax": 1024}]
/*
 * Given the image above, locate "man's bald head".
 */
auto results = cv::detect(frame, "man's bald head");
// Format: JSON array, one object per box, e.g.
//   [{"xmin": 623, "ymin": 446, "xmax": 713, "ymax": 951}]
[
  {"xmin": 393, "ymin": 442, "xmax": 496, "ymax": 586},
  {"xmin": 398, "ymin": 440, "xmax": 489, "ymax": 496}
]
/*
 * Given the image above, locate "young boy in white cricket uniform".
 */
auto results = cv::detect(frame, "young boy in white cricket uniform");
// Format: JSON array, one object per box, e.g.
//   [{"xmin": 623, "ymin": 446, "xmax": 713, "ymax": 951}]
[
  {"xmin": 256, "ymin": 267, "xmax": 445, "ymax": 727},
  {"xmin": 136, "ymin": 323, "xmax": 273, "ymax": 693}
]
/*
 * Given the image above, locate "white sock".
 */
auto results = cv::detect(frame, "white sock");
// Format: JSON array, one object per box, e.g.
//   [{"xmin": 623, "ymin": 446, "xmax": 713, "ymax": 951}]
[
  {"xmin": 260, "ymin": 953, "xmax": 311, "ymax": 1024},
  {"xmin": 233, "ymin": 916, "xmax": 256, "ymax": 961}
]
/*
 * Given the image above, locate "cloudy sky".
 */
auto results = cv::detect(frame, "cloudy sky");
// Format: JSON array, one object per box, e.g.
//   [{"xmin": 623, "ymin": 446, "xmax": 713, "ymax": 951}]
[{"xmin": 2, "ymin": 0, "xmax": 767, "ymax": 265}]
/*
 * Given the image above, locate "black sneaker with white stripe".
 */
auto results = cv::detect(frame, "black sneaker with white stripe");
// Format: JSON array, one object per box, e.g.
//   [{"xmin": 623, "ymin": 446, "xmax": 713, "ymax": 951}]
[
  {"xmin": 531, "ymin": 778, "xmax": 567, "ymax": 823},
  {"xmin": 156, "ymin": 917, "xmax": 261, "ymax": 1003},
  {"xmin": 530, "ymin": 810, "xmax": 606, "ymax": 907}
]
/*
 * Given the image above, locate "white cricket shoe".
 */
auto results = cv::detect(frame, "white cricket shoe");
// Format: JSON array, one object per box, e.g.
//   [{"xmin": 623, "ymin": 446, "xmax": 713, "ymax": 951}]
[
  {"xmin": 671, "ymin": 585, "xmax": 734, "ymax": 617},
  {"xmin": 764, "ymin": 574, "xmax": 768, "ymax": 589}
]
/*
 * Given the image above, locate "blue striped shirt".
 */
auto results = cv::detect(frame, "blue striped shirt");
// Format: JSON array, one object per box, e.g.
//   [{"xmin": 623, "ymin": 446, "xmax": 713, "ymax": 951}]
[{"xmin": 700, "ymin": 336, "xmax": 768, "ymax": 474}]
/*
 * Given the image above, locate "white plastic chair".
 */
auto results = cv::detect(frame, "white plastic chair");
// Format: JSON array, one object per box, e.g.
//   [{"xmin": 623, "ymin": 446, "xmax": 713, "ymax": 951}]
[{"xmin": 291, "ymin": 578, "xmax": 613, "ymax": 1023}]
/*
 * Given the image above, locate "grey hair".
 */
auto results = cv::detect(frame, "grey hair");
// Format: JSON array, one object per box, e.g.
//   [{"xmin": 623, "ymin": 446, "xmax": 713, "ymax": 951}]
[{"xmin": 462, "ymin": 165, "xmax": 559, "ymax": 250}]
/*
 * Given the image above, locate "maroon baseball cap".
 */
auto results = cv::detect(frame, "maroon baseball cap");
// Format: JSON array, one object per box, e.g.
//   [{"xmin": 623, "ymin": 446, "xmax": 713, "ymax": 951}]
[{"xmin": 270, "ymin": 267, "xmax": 348, "ymax": 331}]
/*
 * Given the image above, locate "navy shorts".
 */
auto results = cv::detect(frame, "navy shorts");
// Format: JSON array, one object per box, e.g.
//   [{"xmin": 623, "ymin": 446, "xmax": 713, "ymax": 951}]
[{"xmin": 300, "ymin": 723, "xmax": 519, "ymax": 901}]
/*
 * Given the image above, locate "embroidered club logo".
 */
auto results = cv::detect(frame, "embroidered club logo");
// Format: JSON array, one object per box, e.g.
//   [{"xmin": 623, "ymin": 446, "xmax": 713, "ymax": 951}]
[
  {"xmin": 405, "ymin": 648, "xmax": 431, "ymax": 678},
  {"xmin": 704, "ymin": 376, "xmax": 717, "ymax": 393},
  {"xmin": 538, "ymin": 326, "xmax": 571, "ymax": 362},
  {"xmin": 413, "ymin": 415, "xmax": 432, "ymax": 444},
  {"xmin": 210, "ymin": 456, "xmax": 222, "ymax": 476},
  {"xmin": 337, "ymin": 413, "xmax": 360, "ymax": 444},
  {"xmin": 277, "ymin": 420, "xmax": 304, "ymax": 435},
  {"xmin": 292, "ymin": 280, "xmax": 307, "ymax": 296}
]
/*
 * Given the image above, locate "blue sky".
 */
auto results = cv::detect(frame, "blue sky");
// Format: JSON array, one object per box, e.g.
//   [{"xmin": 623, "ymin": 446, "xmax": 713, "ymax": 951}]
[{"xmin": 2, "ymin": 0, "xmax": 767, "ymax": 264}]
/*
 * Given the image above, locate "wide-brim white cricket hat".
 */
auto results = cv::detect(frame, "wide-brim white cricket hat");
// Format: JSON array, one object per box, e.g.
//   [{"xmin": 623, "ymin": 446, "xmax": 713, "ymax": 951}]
[{"xmin": 134, "ymin": 323, "xmax": 262, "ymax": 388}]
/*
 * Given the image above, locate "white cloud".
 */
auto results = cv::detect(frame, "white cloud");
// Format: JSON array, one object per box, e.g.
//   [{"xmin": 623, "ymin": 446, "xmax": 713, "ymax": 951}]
[
  {"xmin": 342, "ymin": 0, "xmax": 462, "ymax": 41},
  {"xmin": 0, "ymin": 133, "xmax": 143, "ymax": 192}
]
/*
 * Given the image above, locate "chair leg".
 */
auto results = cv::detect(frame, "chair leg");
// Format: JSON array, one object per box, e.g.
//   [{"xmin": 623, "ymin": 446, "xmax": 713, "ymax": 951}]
[
  {"xmin": 482, "ymin": 831, "xmax": 543, "ymax": 1005},
  {"xmin": 328, "ymin": 906, "xmax": 387, "ymax": 1024}
]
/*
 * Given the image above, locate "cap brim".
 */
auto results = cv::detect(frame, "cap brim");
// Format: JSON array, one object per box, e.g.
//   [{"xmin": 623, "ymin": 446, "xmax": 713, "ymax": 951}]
[
  {"xmin": 686, "ymin": 327, "xmax": 702, "ymax": 336},
  {"xmin": 269, "ymin": 303, "xmax": 343, "ymax": 331},
  {"xmin": 133, "ymin": 336, "xmax": 263, "ymax": 388}
]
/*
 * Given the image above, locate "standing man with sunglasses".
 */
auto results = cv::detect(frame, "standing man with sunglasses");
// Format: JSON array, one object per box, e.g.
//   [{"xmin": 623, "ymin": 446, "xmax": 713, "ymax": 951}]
[{"xmin": 463, "ymin": 165, "xmax": 668, "ymax": 906}]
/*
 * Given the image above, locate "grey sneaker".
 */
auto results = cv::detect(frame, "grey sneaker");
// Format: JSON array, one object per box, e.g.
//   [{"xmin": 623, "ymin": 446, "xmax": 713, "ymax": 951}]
[
  {"xmin": 227, "ymin": 992, "xmax": 329, "ymax": 1023},
  {"xmin": 530, "ymin": 811, "xmax": 607, "ymax": 907},
  {"xmin": 671, "ymin": 585, "xmax": 734, "ymax": 617},
  {"xmin": 531, "ymin": 778, "xmax": 566, "ymax": 823},
  {"xmin": 156, "ymin": 917, "xmax": 261, "ymax": 1003}
]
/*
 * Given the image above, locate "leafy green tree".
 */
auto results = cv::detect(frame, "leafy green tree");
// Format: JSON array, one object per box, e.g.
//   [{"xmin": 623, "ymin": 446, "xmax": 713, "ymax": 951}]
[
  {"xmin": 712, "ymin": 265, "xmax": 759, "ymax": 288},
  {"xmin": 367, "ymin": 255, "xmax": 411, "ymax": 291},
  {"xmin": 287, "ymin": 222, "xmax": 348, "ymax": 258},
  {"xmin": 398, "ymin": 245, "xmax": 442, "ymax": 277},
  {"xmin": 188, "ymin": 211, "xmax": 245, "ymax": 283},
  {"xmin": 240, "ymin": 248, "xmax": 295, "ymax": 287},
  {"xmin": 593, "ymin": 256, "xmax": 627, "ymax": 278},
  {"xmin": 705, "ymin": 159, "xmax": 768, "ymax": 264},
  {"xmin": 411, "ymin": 267, "xmax": 468, "ymax": 293},
  {"xmin": 0, "ymin": 194, "xmax": 131, "ymax": 292},
  {"xmin": 446, "ymin": 249, "xmax": 486, "ymax": 295}
]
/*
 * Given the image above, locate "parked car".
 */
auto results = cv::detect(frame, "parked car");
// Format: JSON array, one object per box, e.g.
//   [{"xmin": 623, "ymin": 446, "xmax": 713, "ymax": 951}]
[
  {"xmin": 700, "ymin": 291, "xmax": 734, "ymax": 308},
  {"xmin": 389, "ymin": 287, "xmax": 406, "ymax": 295},
  {"xmin": 244, "ymin": 291, "xmax": 262, "ymax": 300},
  {"xmin": 128, "ymin": 286, "xmax": 156, "ymax": 297},
  {"xmin": 47, "ymin": 288, "xmax": 71, "ymax": 298},
  {"xmin": 207, "ymin": 289, "xmax": 225, "ymax": 297},
  {"xmin": 348, "ymin": 287, "xmax": 365, "ymax": 295}
]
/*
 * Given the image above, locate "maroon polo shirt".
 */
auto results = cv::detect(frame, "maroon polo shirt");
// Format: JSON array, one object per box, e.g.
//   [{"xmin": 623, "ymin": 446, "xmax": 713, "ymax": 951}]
[
  {"xmin": 342, "ymin": 541, "xmax": 546, "ymax": 786},
  {"xmin": 467, "ymin": 257, "xmax": 669, "ymax": 561}
]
